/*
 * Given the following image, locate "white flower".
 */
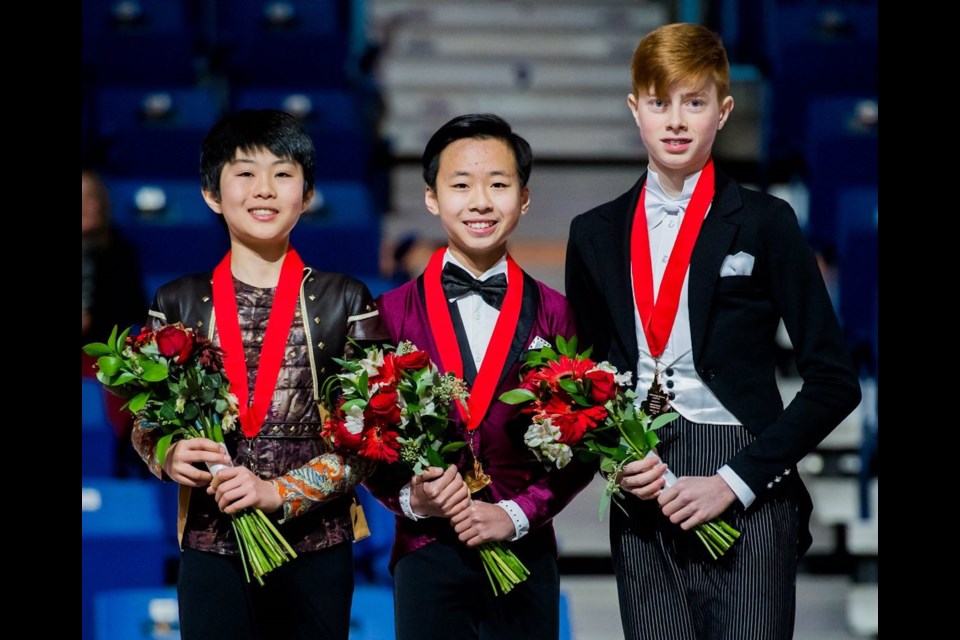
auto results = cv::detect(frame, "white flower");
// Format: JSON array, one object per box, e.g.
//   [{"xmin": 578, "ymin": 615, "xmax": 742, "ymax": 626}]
[
  {"xmin": 593, "ymin": 361, "xmax": 632, "ymax": 387},
  {"xmin": 543, "ymin": 442, "xmax": 573, "ymax": 469},
  {"xmin": 524, "ymin": 419, "xmax": 561, "ymax": 448},
  {"xmin": 359, "ymin": 349, "xmax": 385, "ymax": 377},
  {"xmin": 175, "ymin": 395, "xmax": 186, "ymax": 413},
  {"xmin": 221, "ymin": 413, "xmax": 237, "ymax": 433},
  {"xmin": 344, "ymin": 404, "xmax": 365, "ymax": 435}
]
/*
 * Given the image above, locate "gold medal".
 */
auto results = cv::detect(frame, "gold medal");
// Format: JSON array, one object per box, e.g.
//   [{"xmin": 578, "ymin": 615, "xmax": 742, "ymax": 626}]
[{"xmin": 464, "ymin": 457, "xmax": 492, "ymax": 494}]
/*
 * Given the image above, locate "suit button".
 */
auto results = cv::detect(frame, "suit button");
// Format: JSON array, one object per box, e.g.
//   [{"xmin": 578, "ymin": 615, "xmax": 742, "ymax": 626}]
[
  {"xmin": 665, "ymin": 380, "xmax": 674, "ymax": 389},
  {"xmin": 665, "ymin": 367, "xmax": 675, "ymax": 376},
  {"xmin": 767, "ymin": 482, "xmax": 774, "ymax": 489},
  {"xmin": 668, "ymin": 392, "xmax": 676, "ymax": 400}
]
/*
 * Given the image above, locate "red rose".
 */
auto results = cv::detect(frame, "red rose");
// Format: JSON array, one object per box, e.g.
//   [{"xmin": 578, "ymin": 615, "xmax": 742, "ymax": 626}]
[
  {"xmin": 367, "ymin": 390, "xmax": 402, "ymax": 426},
  {"xmin": 155, "ymin": 325, "xmax": 193, "ymax": 364},
  {"xmin": 585, "ymin": 370, "xmax": 617, "ymax": 404},
  {"xmin": 132, "ymin": 328, "xmax": 155, "ymax": 348},
  {"xmin": 395, "ymin": 350, "xmax": 430, "ymax": 372}
]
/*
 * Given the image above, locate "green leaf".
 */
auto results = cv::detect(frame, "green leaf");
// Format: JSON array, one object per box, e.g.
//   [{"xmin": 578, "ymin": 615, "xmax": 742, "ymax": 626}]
[
  {"xmin": 128, "ymin": 392, "xmax": 150, "ymax": 413},
  {"xmin": 556, "ymin": 335, "xmax": 569, "ymax": 355},
  {"xmin": 156, "ymin": 432, "xmax": 176, "ymax": 466},
  {"xmin": 340, "ymin": 399, "xmax": 367, "ymax": 412},
  {"xmin": 425, "ymin": 446, "xmax": 444, "ymax": 467},
  {"xmin": 599, "ymin": 457, "xmax": 619, "ymax": 473},
  {"xmin": 114, "ymin": 372, "xmax": 138, "ymax": 385},
  {"xmin": 499, "ymin": 388, "xmax": 537, "ymax": 405},
  {"xmin": 140, "ymin": 360, "xmax": 169, "ymax": 382},
  {"xmin": 649, "ymin": 412, "xmax": 679, "ymax": 431},
  {"xmin": 440, "ymin": 441, "xmax": 467, "ymax": 455},
  {"xmin": 96, "ymin": 355, "xmax": 123, "ymax": 376},
  {"xmin": 541, "ymin": 347, "xmax": 558, "ymax": 361},
  {"xmin": 558, "ymin": 379, "xmax": 580, "ymax": 395},
  {"xmin": 82, "ymin": 342, "xmax": 113, "ymax": 357},
  {"xmin": 598, "ymin": 491, "xmax": 611, "ymax": 521}
]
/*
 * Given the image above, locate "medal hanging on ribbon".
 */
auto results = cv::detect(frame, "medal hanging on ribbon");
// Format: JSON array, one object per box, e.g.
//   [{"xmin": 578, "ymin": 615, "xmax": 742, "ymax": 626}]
[
  {"xmin": 424, "ymin": 248, "xmax": 524, "ymax": 492},
  {"xmin": 630, "ymin": 160, "xmax": 715, "ymax": 417}
]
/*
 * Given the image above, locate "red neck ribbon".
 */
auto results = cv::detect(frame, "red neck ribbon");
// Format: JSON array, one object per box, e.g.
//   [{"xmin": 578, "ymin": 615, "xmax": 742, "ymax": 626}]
[
  {"xmin": 630, "ymin": 159, "xmax": 715, "ymax": 358},
  {"xmin": 424, "ymin": 248, "xmax": 523, "ymax": 432},
  {"xmin": 212, "ymin": 248, "xmax": 304, "ymax": 438}
]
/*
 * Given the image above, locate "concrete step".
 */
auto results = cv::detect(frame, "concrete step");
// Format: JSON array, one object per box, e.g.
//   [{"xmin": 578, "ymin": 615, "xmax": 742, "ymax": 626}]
[{"xmin": 371, "ymin": 0, "xmax": 667, "ymax": 32}]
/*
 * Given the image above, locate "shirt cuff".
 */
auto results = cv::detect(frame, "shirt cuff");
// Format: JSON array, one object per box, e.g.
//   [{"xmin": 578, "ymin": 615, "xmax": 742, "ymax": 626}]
[
  {"xmin": 717, "ymin": 465, "xmax": 756, "ymax": 509},
  {"xmin": 399, "ymin": 483, "xmax": 429, "ymax": 521},
  {"xmin": 496, "ymin": 500, "xmax": 530, "ymax": 541}
]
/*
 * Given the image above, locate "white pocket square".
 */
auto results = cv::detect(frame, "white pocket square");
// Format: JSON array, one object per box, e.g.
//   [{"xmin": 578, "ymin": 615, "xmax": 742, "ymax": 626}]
[
  {"xmin": 719, "ymin": 251, "xmax": 755, "ymax": 277},
  {"xmin": 528, "ymin": 335, "xmax": 552, "ymax": 350}
]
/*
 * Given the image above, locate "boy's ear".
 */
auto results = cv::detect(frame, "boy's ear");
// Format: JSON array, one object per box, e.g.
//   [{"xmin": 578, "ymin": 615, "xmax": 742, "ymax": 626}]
[
  {"xmin": 626, "ymin": 93, "xmax": 641, "ymax": 126},
  {"xmin": 201, "ymin": 189, "xmax": 223, "ymax": 214},
  {"xmin": 520, "ymin": 186, "xmax": 531, "ymax": 216},
  {"xmin": 301, "ymin": 188, "xmax": 315, "ymax": 213},
  {"xmin": 425, "ymin": 186, "xmax": 440, "ymax": 216},
  {"xmin": 718, "ymin": 96, "xmax": 735, "ymax": 130}
]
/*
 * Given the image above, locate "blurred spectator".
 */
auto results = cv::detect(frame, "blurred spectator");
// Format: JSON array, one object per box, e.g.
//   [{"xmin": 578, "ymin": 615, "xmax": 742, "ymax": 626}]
[
  {"xmin": 82, "ymin": 169, "xmax": 147, "ymax": 350},
  {"xmin": 83, "ymin": 170, "xmax": 149, "ymax": 476},
  {"xmin": 379, "ymin": 233, "xmax": 445, "ymax": 284}
]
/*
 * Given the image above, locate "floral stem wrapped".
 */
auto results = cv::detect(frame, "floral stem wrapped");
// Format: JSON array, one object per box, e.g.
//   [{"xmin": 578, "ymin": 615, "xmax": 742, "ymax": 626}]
[
  {"xmin": 501, "ymin": 336, "xmax": 740, "ymax": 560},
  {"xmin": 322, "ymin": 340, "xmax": 530, "ymax": 595},
  {"xmin": 83, "ymin": 324, "xmax": 297, "ymax": 584}
]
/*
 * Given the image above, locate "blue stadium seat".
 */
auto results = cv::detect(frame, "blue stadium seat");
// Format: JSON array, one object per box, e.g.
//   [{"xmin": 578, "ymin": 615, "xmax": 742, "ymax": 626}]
[
  {"xmin": 95, "ymin": 86, "xmax": 224, "ymax": 178},
  {"xmin": 82, "ymin": 0, "xmax": 203, "ymax": 85},
  {"xmin": 802, "ymin": 96, "xmax": 878, "ymax": 251},
  {"xmin": 353, "ymin": 486, "xmax": 395, "ymax": 585},
  {"xmin": 350, "ymin": 585, "xmax": 395, "ymax": 639},
  {"xmin": 82, "ymin": 478, "xmax": 177, "ymax": 640},
  {"xmin": 762, "ymin": 1, "xmax": 878, "ymax": 163},
  {"xmin": 215, "ymin": 1, "xmax": 352, "ymax": 87},
  {"xmin": 83, "ymin": 378, "xmax": 116, "ymax": 477},
  {"xmin": 94, "ymin": 587, "xmax": 180, "ymax": 640},
  {"xmin": 291, "ymin": 181, "xmax": 381, "ymax": 276}
]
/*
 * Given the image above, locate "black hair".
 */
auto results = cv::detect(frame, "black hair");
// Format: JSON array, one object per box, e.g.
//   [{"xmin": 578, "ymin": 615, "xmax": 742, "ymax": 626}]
[
  {"xmin": 421, "ymin": 113, "xmax": 533, "ymax": 190},
  {"xmin": 200, "ymin": 109, "xmax": 315, "ymax": 199}
]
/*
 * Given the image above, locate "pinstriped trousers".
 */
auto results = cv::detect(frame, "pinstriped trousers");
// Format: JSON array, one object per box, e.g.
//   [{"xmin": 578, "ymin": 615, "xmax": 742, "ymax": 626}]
[{"xmin": 611, "ymin": 417, "xmax": 799, "ymax": 640}]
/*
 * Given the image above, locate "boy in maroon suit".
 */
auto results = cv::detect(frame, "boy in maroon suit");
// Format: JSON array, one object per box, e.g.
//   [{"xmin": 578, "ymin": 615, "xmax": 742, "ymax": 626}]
[{"xmin": 366, "ymin": 114, "xmax": 593, "ymax": 639}]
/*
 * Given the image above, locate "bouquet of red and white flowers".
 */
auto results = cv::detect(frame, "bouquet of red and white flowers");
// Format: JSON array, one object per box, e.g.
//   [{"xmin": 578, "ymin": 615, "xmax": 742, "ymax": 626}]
[
  {"xmin": 501, "ymin": 336, "xmax": 740, "ymax": 560},
  {"xmin": 83, "ymin": 324, "xmax": 297, "ymax": 584},
  {"xmin": 322, "ymin": 340, "xmax": 530, "ymax": 595}
]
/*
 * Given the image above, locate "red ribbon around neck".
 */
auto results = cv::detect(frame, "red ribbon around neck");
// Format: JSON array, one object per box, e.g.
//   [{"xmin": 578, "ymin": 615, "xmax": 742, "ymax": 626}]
[
  {"xmin": 424, "ymin": 248, "xmax": 523, "ymax": 432},
  {"xmin": 212, "ymin": 248, "xmax": 304, "ymax": 438},
  {"xmin": 630, "ymin": 159, "xmax": 715, "ymax": 358}
]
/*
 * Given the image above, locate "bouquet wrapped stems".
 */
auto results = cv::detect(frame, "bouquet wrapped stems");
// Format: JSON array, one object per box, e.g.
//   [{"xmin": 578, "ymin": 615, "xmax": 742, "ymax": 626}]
[
  {"xmin": 177, "ymin": 415, "xmax": 298, "ymax": 586},
  {"xmin": 478, "ymin": 540, "xmax": 530, "ymax": 595},
  {"xmin": 640, "ymin": 451, "xmax": 740, "ymax": 560}
]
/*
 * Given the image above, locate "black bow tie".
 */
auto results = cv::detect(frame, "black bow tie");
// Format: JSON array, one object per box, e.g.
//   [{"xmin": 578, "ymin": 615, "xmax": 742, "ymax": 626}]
[{"xmin": 441, "ymin": 262, "xmax": 508, "ymax": 310}]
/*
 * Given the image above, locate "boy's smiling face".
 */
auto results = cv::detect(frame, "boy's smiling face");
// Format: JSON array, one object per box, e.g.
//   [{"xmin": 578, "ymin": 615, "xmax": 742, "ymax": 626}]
[
  {"xmin": 426, "ymin": 137, "xmax": 530, "ymax": 276},
  {"xmin": 627, "ymin": 81, "xmax": 734, "ymax": 188},
  {"xmin": 202, "ymin": 147, "xmax": 312, "ymax": 251}
]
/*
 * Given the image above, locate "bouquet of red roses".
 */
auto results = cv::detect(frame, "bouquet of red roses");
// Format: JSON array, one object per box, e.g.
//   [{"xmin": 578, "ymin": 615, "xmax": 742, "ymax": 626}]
[
  {"xmin": 322, "ymin": 340, "xmax": 530, "ymax": 595},
  {"xmin": 83, "ymin": 324, "xmax": 297, "ymax": 584},
  {"xmin": 500, "ymin": 336, "xmax": 740, "ymax": 560}
]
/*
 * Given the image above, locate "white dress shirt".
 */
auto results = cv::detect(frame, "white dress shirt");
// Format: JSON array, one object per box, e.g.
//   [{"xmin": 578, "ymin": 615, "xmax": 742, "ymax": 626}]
[{"xmin": 631, "ymin": 168, "xmax": 756, "ymax": 507}]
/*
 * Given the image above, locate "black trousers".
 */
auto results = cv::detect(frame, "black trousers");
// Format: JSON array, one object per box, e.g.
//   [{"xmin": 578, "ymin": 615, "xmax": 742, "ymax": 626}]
[
  {"xmin": 394, "ymin": 538, "xmax": 560, "ymax": 640},
  {"xmin": 178, "ymin": 542, "xmax": 354, "ymax": 640},
  {"xmin": 611, "ymin": 418, "xmax": 799, "ymax": 640}
]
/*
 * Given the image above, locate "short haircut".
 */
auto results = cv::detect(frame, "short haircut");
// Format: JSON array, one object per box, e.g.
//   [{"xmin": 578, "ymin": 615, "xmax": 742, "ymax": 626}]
[
  {"xmin": 631, "ymin": 23, "xmax": 730, "ymax": 101},
  {"xmin": 421, "ymin": 113, "xmax": 533, "ymax": 190},
  {"xmin": 200, "ymin": 109, "xmax": 315, "ymax": 199}
]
